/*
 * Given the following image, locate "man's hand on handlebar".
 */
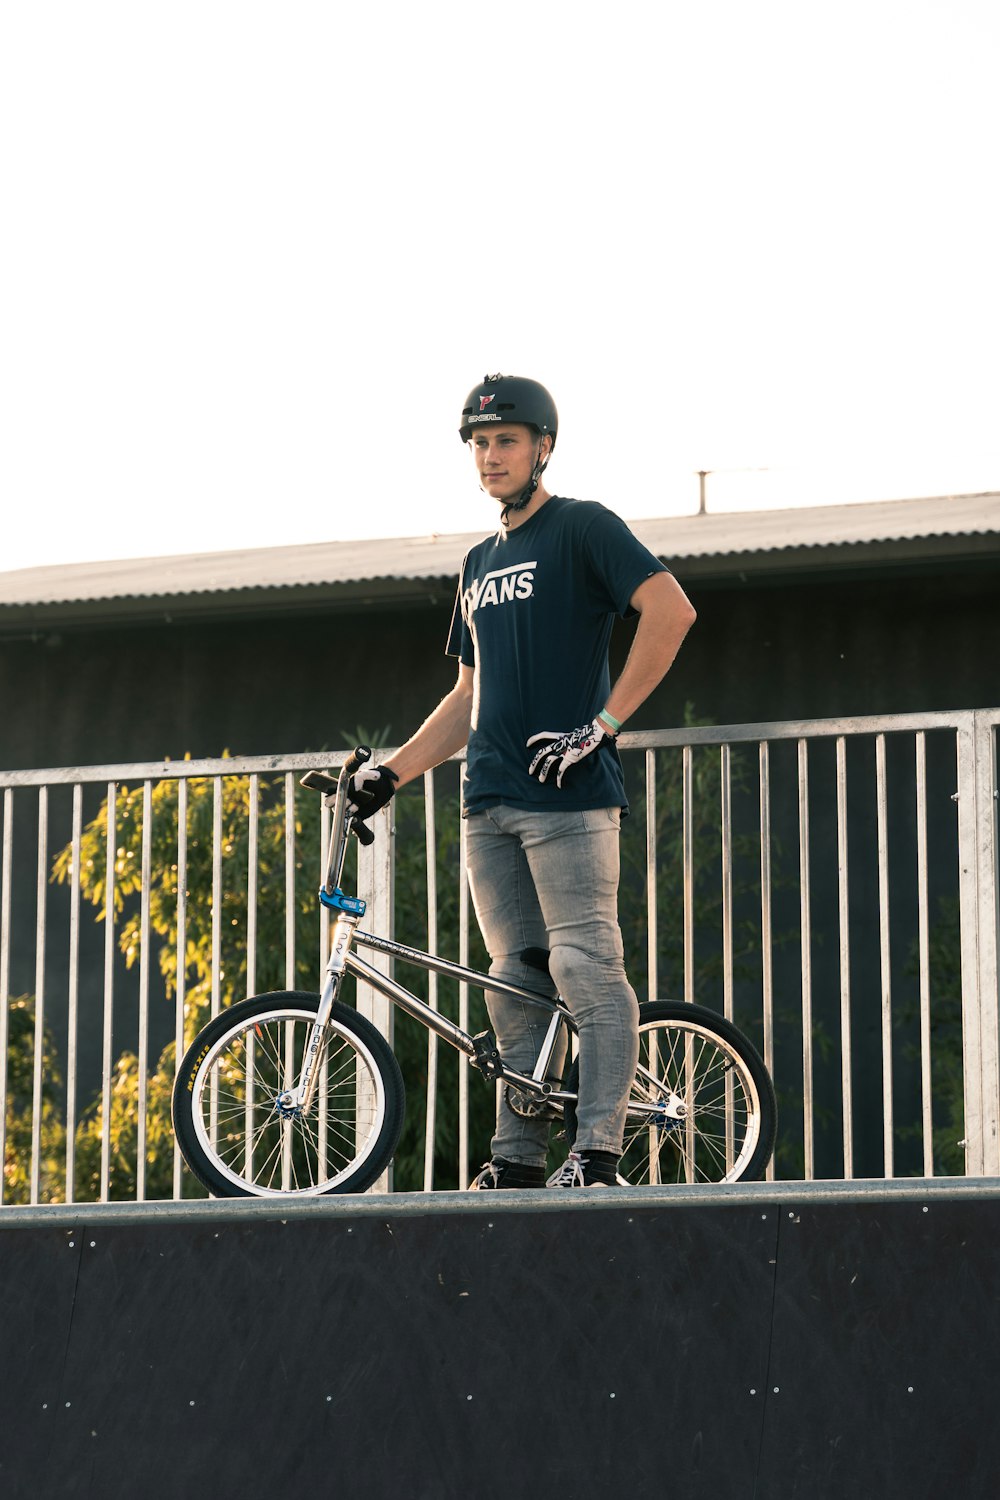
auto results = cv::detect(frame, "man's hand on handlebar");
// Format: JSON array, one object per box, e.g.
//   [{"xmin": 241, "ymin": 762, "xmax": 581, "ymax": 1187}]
[{"xmin": 347, "ymin": 764, "xmax": 399, "ymax": 823}]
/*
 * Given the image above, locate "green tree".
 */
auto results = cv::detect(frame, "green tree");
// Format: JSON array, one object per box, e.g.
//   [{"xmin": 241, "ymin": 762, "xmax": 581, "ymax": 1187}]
[
  {"xmin": 50, "ymin": 749, "xmax": 490, "ymax": 1197},
  {"xmin": 53, "ymin": 759, "xmax": 330, "ymax": 1199},
  {"xmin": 2, "ymin": 996, "xmax": 66, "ymax": 1204}
]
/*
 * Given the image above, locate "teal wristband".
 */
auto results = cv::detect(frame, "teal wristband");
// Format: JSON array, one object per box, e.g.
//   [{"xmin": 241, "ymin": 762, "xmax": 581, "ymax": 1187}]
[{"xmin": 597, "ymin": 709, "xmax": 621, "ymax": 734}]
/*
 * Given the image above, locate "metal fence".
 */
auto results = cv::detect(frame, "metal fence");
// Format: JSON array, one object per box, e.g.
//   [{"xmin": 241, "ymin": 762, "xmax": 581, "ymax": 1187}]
[{"xmin": 1, "ymin": 708, "xmax": 998, "ymax": 1205}]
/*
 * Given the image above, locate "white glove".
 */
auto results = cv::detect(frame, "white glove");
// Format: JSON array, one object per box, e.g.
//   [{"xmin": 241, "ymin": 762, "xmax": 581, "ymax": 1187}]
[{"xmin": 526, "ymin": 719, "xmax": 615, "ymax": 789}]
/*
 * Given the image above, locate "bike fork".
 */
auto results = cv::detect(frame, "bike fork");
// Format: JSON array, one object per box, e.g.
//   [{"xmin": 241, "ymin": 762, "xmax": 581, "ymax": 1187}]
[{"xmin": 284, "ymin": 911, "xmax": 359, "ymax": 1117}]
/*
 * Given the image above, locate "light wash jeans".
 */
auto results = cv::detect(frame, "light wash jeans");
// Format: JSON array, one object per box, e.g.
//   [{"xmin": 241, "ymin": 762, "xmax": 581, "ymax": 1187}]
[{"xmin": 464, "ymin": 804, "xmax": 640, "ymax": 1164}]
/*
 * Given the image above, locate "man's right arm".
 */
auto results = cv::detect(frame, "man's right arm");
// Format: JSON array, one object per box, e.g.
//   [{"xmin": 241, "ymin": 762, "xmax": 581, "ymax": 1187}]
[{"xmin": 383, "ymin": 664, "xmax": 474, "ymax": 789}]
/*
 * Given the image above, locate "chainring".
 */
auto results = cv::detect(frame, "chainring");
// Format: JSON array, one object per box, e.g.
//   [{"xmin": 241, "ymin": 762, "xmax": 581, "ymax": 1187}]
[{"xmin": 504, "ymin": 1083, "xmax": 564, "ymax": 1122}]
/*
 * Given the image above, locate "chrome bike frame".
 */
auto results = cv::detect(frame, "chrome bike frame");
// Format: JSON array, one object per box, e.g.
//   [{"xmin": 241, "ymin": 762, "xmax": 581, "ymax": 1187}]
[{"xmin": 284, "ymin": 751, "xmax": 687, "ymax": 1130}]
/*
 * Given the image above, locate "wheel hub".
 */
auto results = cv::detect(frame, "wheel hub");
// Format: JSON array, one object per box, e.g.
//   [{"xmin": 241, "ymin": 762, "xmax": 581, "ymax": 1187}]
[{"xmin": 642, "ymin": 1093, "xmax": 688, "ymax": 1134}]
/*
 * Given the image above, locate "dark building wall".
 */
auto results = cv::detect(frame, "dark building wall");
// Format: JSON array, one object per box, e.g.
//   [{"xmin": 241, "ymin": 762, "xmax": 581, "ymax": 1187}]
[
  {"xmin": 678, "ymin": 567, "xmax": 1000, "ymax": 727},
  {"xmin": 1, "ymin": 565, "xmax": 998, "ymax": 773}
]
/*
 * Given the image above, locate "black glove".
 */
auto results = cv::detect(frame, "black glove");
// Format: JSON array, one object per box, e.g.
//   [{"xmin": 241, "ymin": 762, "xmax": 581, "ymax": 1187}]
[
  {"xmin": 526, "ymin": 719, "xmax": 615, "ymax": 789},
  {"xmin": 347, "ymin": 764, "xmax": 399, "ymax": 822}
]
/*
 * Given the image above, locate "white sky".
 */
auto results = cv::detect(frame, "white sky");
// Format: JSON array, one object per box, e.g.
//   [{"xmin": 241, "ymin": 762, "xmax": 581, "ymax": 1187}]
[{"xmin": 2, "ymin": 0, "xmax": 998, "ymax": 573}]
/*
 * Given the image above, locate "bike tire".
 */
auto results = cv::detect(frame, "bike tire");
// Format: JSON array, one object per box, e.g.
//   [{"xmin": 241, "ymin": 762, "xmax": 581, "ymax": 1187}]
[
  {"xmin": 563, "ymin": 1000, "xmax": 776, "ymax": 1185},
  {"xmin": 172, "ymin": 990, "xmax": 406, "ymax": 1198}
]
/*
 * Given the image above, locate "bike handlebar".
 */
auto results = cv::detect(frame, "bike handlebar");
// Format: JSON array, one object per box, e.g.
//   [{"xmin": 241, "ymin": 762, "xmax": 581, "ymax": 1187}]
[{"xmin": 300, "ymin": 747, "xmax": 376, "ymax": 852}]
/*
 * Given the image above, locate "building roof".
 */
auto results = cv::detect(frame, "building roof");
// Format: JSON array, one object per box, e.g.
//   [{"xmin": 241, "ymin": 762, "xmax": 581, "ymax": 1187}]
[{"xmin": 2, "ymin": 491, "xmax": 998, "ymax": 630}]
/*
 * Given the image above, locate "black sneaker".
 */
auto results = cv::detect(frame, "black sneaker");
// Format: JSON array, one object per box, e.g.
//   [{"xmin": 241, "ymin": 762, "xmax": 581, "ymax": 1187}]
[
  {"xmin": 469, "ymin": 1156, "xmax": 547, "ymax": 1190},
  {"xmin": 546, "ymin": 1149, "xmax": 621, "ymax": 1188}
]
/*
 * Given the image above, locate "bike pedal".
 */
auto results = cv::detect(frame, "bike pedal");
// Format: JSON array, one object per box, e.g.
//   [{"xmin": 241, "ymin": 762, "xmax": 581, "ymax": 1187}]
[{"xmin": 471, "ymin": 1030, "xmax": 504, "ymax": 1081}]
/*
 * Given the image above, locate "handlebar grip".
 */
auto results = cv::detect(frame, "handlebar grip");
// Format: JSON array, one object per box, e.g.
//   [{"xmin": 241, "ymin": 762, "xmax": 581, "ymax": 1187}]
[
  {"xmin": 344, "ymin": 745, "xmax": 372, "ymax": 777},
  {"xmin": 300, "ymin": 769, "xmax": 339, "ymax": 795},
  {"xmin": 352, "ymin": 818, "xmax": 375, "ymax": 847}
]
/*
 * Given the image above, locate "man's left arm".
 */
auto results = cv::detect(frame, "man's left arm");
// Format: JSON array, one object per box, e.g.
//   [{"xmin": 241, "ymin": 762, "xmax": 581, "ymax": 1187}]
[
  {"xmin": 603, "ymin": 572, "xmax": 696, "ymax": 727},
  {"xmin": 526, "ymin": 570, "xmax": 696, "ymax": 786}
]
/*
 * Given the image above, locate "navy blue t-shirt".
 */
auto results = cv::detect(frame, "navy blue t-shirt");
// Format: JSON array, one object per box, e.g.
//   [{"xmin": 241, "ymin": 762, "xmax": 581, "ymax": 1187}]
[{"xmin": 446, "ymin": 497, "xmax": 669, "ymax": 815}]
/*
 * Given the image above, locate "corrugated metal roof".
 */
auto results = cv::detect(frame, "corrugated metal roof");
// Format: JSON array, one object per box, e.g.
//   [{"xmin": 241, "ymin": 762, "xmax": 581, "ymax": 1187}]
[
  {"xmin": 1, "ymin": 491, "xmax": 998, "ymax": 612},
  {"xmin": 0, "ymin": 528, "xmax": 480, "ymax": 608}
]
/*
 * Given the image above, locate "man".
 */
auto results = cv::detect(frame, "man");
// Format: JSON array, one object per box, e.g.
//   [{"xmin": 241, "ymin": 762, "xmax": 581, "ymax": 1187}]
[{"xmin": 350, "ymin": 374, "xmax": 696, "ymax": 1188}]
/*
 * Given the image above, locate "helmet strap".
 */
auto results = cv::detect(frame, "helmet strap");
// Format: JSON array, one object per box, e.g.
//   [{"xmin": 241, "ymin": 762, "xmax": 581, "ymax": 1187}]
[{"xmin": 499, "ymin": 440, "xmax": 549, "ymax": 529}]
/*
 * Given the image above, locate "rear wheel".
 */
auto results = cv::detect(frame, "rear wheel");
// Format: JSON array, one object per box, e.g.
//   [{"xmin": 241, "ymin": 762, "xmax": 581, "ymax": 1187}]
[
  {"xmin": 564, "ymin": 1000, "xmax": 776, "ymax": 1185},
  {"xmin": 172, "ymin": 990, "xmax": 405, "ymax": 1197}
]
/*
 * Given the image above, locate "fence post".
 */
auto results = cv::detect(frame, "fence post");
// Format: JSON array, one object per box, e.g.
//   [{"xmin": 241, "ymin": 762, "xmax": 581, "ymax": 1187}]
[
  {"xmin": 355, "ymin": 800, "xmax": 396, "ymax": 1192},
  {"xmin": 955, "ymin": 713, "xmax": 1000, "ymax": 1176}
]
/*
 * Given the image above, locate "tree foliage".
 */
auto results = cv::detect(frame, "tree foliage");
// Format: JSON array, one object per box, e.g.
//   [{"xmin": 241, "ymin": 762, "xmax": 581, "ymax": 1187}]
[
  {"xmin": 3, "ymin": 996, "xmax": 66, "ymax": 1204},
  {"xmin": 47, "ymin": 758, "xmax": 329, "ymax": 1198}
]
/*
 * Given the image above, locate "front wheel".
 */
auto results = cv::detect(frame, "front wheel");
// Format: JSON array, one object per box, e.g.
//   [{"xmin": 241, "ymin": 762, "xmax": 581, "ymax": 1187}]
[
  {"xmin": 564, "ymin": 1000, "xmax": 776, "ymax": 1185},
  {"xmin": 172, "ymin": 991, "xmax": 405, "ymax": 1197}
]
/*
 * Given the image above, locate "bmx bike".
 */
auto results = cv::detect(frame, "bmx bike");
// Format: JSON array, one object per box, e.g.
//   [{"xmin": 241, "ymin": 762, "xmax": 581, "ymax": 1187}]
[{"xmin": 172, "ymin": 748, "xmax": 777, "ymax": 1197}]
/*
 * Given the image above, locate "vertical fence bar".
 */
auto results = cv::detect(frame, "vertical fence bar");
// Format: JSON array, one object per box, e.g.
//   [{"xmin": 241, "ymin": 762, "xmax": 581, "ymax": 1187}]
[
  {"xmin": 30, "ymin": 787, "xmax": 48, "ymax": 1203},
  {"xmin": 64, "ymin": 784, "xmax": 83, "ymax": 1203},
  {"xmin": 356, "ymin": 799, "xmax": 396, "ymax": 1192},
  {"xmin": 213, "ymin": 776, "xmax": 225, "ymax": 1013},
  {"xmin": 645, "ymin": 750, "xmax": 662, "ymax": 1182},
  {"xmin": 720, "ymin": 745, "xmax": 735, "ymax": 1172},
  {"xmin": 876, "ymin": 734, "xmax": 894, "ymax": 1177},
  {"xmin": 356, "ymin": 812, "xmax": 394, "ymax": 1042},
  {"xmin": 136, "ymin": 781, "xmax": 153, "ymax": 1201},
  {"xmin": 914, "ymin": 732, "xmax": 933, "ymax": 1176},
  {"xmin": 720, "ymin": 746, "xmax": 734, "ymax": 1024},
  {"xmin": 100, "ymin": 782, "xmax": 117, "ymax": 1201},
  {"xmin": 758, "ymin": 744, "xmax": 774, "ymax": 1181},
  {"xmin": 173, "ymin": 777, "xmax": 188, "ymax": 1199},
  {"xmin": 210, "ymin": 776, "xmax": 224, "ymax": 1154},
  {"xmin": 682, "ymin": 742, "xmax": 697, "ymax": 1178},
  {"xmin": 0, "ymin": 789, "xmax": 13, "ymax": 1204},
  {"xmin": 956, "ymin": 713, "xmax": 1000, "ymax": 1176},
  {"xmin": 645, "ymin": 750, "xmax": 657, "ymax": 1003},
  {"xmin": 458, "ymin": 813, "xmax": 470, "ymax": 1189},
  {"xmin": 836, "ymin": 737, "xmax": 854, "ymax": 1179},
  {"xmin": 798, "ymin": 740, "xmax": 814, "ymax": 1180},
  {"xmin": 317, "ymin": 791, "xmax": 329, "ymax": 983},
  {"xmin": 955, "ymin": 719, "xmax": 984, "ymax": 1173},
  {"xmin": 423, "ymin": 770, "xmax": 440, "ymax": 1192},
  {"xmin": 317, "ymin": 792, "xmax": 330, "ymax": 1177},
  {"xmin": 283, "ymin": 772, "xmax": 296, "ymax": 992},
  {"xmin": 281, "ymin": 772, "xmax": 298, "ymax": 1192},
  {"xmin": 682, "ymin": 745, "xmax": 694, "ymax": 1005},
  {"xmin": 242, "ymin": 774, "xmax": 260, "ymax": 1188},
  {"xmin": 972, "ymin": 712, "xmax": 1000, "ymax": 1176},
  {"xmin": 247, "ymin": 773, "xmax": 259, "ymax": 999}
]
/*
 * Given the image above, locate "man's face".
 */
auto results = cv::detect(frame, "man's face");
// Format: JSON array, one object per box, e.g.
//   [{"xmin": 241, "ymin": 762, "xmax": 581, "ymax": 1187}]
[{"xmin": 470, "ymin": 423, "xmax": 547, "ymax": 504}]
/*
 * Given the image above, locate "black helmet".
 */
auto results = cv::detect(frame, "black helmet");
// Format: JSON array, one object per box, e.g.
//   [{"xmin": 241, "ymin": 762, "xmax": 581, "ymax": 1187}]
[{"xmin": 459, "ymin": 374, "xmax": 558, "ymax": 447}]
